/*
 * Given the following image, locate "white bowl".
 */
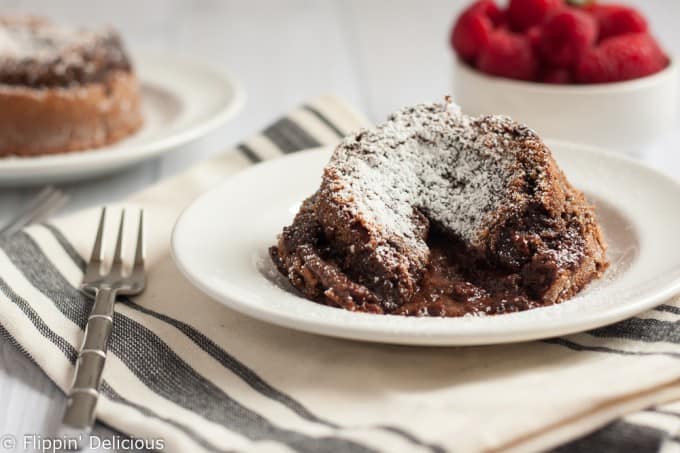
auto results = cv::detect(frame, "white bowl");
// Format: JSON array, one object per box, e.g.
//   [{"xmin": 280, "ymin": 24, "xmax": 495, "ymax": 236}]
[{"xmin": 452, "ymin": 57, "xmax": 678, "ymax": 154}]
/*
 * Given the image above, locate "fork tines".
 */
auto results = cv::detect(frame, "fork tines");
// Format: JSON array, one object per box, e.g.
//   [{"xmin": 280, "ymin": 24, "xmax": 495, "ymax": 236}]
[
  {"xmin": 84, "ymin": 208, "xmax": 146, "ymax": 281},
  {"xmin": 0, "ymin": 186, "xmax": 69, "ymax": 238}
]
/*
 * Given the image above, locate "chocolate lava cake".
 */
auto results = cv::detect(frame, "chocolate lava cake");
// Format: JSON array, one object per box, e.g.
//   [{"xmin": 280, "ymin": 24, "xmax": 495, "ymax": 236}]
[
  {"xmin": 0, "ymin": 16, "xmax": 143, "ymax": 157},
  {"xmin": 270, "ymin": 99, "xmax": 608, "ymax": 317}
]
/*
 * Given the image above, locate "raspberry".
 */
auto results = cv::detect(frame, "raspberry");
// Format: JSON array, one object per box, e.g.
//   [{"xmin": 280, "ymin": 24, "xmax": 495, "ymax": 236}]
[
  {"xmin": 507, "ymin": 0, "xmax": 563, "ymax": 32},
  {"xmin": 538, "ymin": 9, "xmax": 597, "ymax": 68},
  {"xmin": 469, "ymin": 0, "xmax": 504, "ymax": 26},
  {"xmin": 477, "ymin": 31, "xmax": 538, "ymax": 81},
  {"xmin": 587, "ymin": 4, "xmax": 647, "ymax": 41},
  {"xmin": 541, "ymin": 68, "xmax": 572, "ymax": 83},
  {"xmin": 526, "ymin": 26, "xmax": 543, "ymax": 53},
  {"xmin": 452, "ymin": 13, "xmax": 493, "ymax": 62},
  {"xmin": 451, "ymin": 1, "xmax": 503, "ymax": 62},
  {"xmin": 576, "ymin": 33, "xmax": 668, "ymax": 83}
]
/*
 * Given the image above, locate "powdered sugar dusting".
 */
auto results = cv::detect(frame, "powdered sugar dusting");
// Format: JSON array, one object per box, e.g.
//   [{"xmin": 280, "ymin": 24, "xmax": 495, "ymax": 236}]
[
  {"xmin": 0, "ymin": 16, "xmax": 122, "ymax": 66},
  {"xmin": 325, "ymin": 99, "xmax": 540, "ymax": 254}
]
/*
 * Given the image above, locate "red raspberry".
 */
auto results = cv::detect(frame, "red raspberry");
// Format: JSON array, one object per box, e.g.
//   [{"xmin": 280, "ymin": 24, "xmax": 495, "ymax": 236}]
[
  {"xmin": 587, "ymin": 4, "xmax": 647, "ymax": 41},
  {"xmin": 541, "ymin": 68, "xmax": 572, "ymax": 84},
  {"xmin": 526, "ymin": 26, "xmax": 543, "ymax": 53},
  {"xmin": 477, "ymin": 31, "xmax": 538, "ymax": 81},
  {"xmin": 451, "ymin": 1, "xmax": 503, "ymax": 62},
  {"xmin": 538, "ymin": 9, "xmax": 597, "ymax": 68},
  {"xmin": 452, "ymin": 14, "xmax": 493, "ymax": 62},
  {"xmin": 507, "ymin": 0, "xmax": 563, "ymax": 32},
  {"xmin": 576, "ymin": 33, "xmax": 668, "ymax": 83},
  {"xmin": 469, "ymin": 0, "xmax": 504, "ymax": 26}
]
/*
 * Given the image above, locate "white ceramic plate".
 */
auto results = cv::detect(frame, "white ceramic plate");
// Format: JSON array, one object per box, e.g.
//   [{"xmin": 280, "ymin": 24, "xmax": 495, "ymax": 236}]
[
  {"xmin": 0, "ymin": 52, "xmax": 245, "ymax": 185},
  {"xmin": 172, "ymin": 141, "xmax": 680, "ymax": 346}
]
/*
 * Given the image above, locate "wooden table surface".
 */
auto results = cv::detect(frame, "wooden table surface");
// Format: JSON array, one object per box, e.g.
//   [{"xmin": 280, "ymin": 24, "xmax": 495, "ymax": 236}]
[{"xmin": 1, "ymin": 0, "xmax": 679, "ymax": 451}]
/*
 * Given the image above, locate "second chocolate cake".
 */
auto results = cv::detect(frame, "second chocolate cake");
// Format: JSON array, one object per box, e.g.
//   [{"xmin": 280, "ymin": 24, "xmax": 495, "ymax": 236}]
[
  {"xmin": 270, "ymin": 99, "xmax": 608, "ymax": 317},
  {"xmin": 0, "ymin": 15, "xmax": 143, "ymax": 157}
]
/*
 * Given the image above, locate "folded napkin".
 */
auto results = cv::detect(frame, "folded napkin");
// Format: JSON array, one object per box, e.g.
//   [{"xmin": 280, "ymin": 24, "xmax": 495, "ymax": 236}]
[{"xmin": 2, "ymin": 96, "xmax": 680, "ymax": 453}]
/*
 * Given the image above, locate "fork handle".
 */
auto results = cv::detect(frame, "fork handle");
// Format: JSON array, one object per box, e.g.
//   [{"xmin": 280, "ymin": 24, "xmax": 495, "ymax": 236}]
[{"xmin": 62, "ymin": 287, "xmax": 116, "ymax": 438}]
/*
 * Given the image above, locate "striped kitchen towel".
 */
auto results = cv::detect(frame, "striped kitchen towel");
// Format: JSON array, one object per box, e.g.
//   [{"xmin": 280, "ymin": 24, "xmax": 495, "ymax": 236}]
[{"xmin": 1, "ymin": 95, "xmax": 680, "ymax": 453}]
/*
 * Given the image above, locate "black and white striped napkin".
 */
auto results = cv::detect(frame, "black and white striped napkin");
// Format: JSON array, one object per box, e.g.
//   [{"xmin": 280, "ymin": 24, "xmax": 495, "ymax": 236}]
[{"xmin": 1, "ymin": 96, "xmax": 680, "ymax": 453}]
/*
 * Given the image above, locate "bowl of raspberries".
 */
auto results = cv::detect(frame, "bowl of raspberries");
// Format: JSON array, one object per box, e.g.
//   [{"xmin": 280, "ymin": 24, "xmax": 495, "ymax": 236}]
[{"xmin": 450, "ymin": 0, "xmax": 678, "ymax": 153}]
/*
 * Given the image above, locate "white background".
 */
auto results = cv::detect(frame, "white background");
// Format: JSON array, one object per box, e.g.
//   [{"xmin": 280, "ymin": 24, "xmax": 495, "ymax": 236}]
[{"xmin": 1, "ymin": 0, "xmax": 679, "ymax": 450}]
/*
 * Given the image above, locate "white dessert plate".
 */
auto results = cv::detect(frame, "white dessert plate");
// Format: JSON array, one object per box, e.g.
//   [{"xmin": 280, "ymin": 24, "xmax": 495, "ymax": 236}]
[
  {"xmin": 0, "ymin": 52, "xmax": 245, "ymax": 185},
  {"xmin": 172, "ymin": 141, "xmax": 680, "ymax": 346}
]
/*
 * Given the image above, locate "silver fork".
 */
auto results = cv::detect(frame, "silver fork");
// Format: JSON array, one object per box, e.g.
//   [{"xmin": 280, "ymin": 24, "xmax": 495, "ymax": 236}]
[
  {"xmin": 0, "ymin": 186, "xmax": 68, "ymax": 239},
  {"xmin": 61, "ymin": 208, "xmax": 146, "ymax": 441}
]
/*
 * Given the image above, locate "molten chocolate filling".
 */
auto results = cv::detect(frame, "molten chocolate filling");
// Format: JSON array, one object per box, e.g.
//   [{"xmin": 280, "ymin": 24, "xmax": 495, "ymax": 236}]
[{"xmin": 269, "ymin": 189, "xmax": 608, "ymax": 317}]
